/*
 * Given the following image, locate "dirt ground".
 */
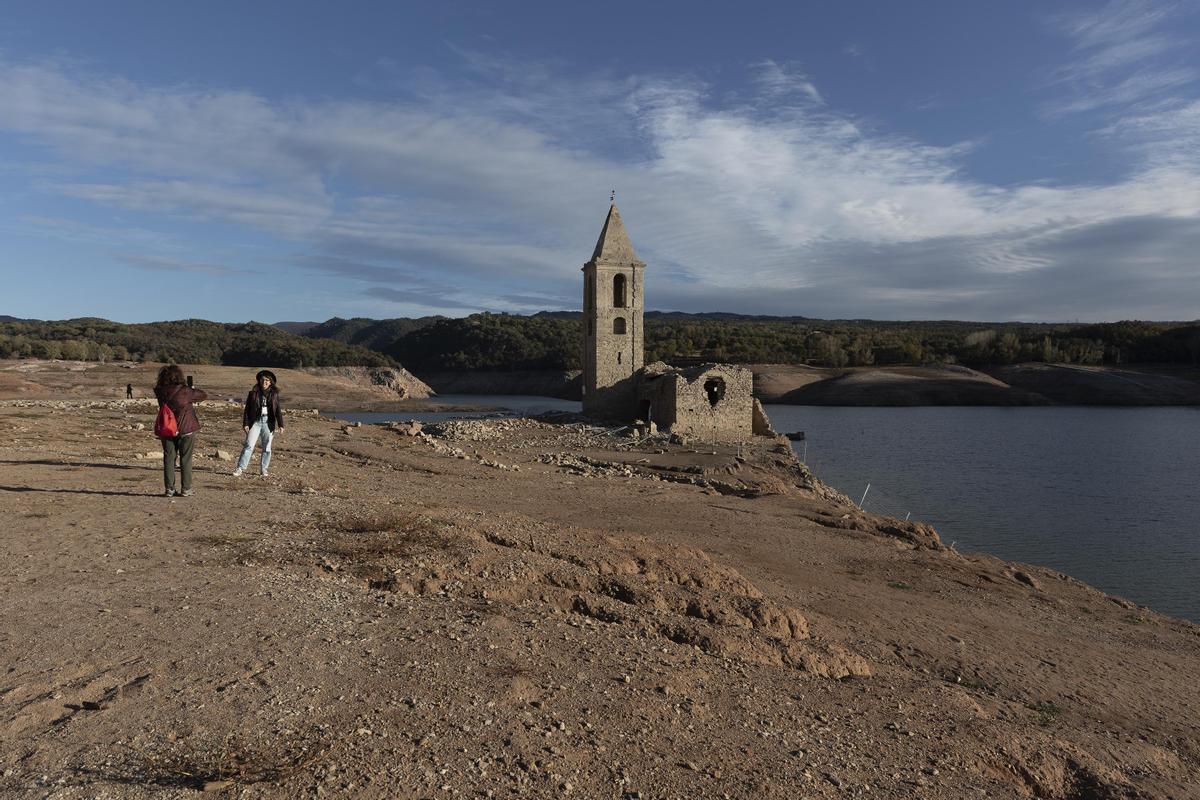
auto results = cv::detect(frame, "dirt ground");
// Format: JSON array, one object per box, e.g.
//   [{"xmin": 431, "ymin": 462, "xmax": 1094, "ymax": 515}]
[
  {"xmin": 0, "ymin": 361, "xmax": 444, "ymax": 414},
  {"xmin": 2, "ymin": 361, "xmax": 1199, "ymax": 799}
]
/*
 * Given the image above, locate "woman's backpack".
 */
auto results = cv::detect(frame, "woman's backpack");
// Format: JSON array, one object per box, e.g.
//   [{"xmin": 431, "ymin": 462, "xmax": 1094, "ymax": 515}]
[{"xmin": 154, "ymin": 403, "xmax": 178, "ymax": 439}]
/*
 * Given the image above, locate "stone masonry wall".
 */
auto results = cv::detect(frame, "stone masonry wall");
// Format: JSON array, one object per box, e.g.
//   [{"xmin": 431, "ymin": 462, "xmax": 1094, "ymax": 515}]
[
  {"xmin": 582, "ymin": 262, "xmax": 644, "ymax": 419},
  {"xmin": 658, "ymin": 364, "xmax": 755, "ymax": 439}
]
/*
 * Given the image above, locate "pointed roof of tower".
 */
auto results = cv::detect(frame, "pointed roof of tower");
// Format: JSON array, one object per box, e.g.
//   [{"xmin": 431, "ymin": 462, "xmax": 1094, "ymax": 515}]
[{"xmin": 590, "ymin": 203, "xmax": 641, "ymax": 263}]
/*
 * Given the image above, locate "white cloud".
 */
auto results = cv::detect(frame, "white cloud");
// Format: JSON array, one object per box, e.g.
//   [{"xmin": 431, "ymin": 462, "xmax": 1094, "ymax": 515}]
[
  {"xmin": 0, "ymin": 49, "xmax": 1198, "ymax": 321},
  {"xmin": 752, "ymin": 61, "xmax": 823, "ymax": 103},
  {"xmin": 1043, "ymin": 0, "xmax": 1198, "ymax": 116},
  {"xmin": 118, "ymin": 253, "xmax": 252, "ymax": 276}
]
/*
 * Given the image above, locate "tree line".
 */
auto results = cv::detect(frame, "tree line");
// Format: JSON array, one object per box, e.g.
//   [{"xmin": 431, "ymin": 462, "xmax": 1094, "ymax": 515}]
[
  {"xmin": 371, "ymin": 313, "xmax": 1200, "ymax": 371},
  {"xmin": 0, "ymin": 318, "xmax": 393, "ymax": 368},
  {"xmin": 4, "ymin": 313, "xmax": 1199, "ymax": 371}
]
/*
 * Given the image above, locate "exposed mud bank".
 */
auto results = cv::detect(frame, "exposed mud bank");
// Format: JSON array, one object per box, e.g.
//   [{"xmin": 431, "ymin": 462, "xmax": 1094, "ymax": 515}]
[
  {"xmin": 750, "ymin": 362, "xmax": 1200, "ymax": 406},
  {"xmin": 417, "ymin": 369, "xmax": 582, "ymax": 400}
]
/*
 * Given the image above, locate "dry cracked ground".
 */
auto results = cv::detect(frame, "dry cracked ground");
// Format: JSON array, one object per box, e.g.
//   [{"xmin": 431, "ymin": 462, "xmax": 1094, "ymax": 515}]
[{"xmin": 2, "ymin": 374, "xmax": 1199, "ymax": 798}]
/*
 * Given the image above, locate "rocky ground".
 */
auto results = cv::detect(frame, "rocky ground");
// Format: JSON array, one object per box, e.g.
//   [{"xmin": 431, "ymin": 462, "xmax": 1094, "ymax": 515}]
[
  {"xmin": 0, "ymin": 360, "xmax": 435, "ymax": 413},
  {"xmin": 2, "ymin": 362, "xmax": 1199, "ymax": 799}
]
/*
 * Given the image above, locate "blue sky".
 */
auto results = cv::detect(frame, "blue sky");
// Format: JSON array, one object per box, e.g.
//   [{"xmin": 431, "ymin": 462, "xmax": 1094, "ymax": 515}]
[{"xmin": 1, "ymin": 0, "xmax": 1198, "ymax": 323}]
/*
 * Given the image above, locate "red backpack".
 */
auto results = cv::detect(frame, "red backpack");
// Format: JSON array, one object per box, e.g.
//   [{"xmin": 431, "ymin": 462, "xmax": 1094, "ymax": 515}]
[{"xmin": 154, "ymin": 403, "xmax": 178, "ymax": 439}]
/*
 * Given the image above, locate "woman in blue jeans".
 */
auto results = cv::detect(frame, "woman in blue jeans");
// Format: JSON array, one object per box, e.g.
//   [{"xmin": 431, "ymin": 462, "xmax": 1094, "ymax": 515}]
[{"xmin": 233, "ymin": 370, "xmax": 285, "ymax": 477}]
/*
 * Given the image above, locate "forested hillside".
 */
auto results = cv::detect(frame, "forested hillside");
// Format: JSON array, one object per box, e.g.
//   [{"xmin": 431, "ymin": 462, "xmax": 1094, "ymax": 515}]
[
  {"xmin": 4, "ymin": 313, "xmax": 1198, "ymax": 372},
  {"xmin": 0, "ymin": 318, "xmax": 393, "ymax": 368},
  {"xmin": 386, "ymin": 313, "xmax": 1200, "ymax": 371},
  {"xmin": 302, "ymin": 316, "xmax": 444, "ymax": 352}
]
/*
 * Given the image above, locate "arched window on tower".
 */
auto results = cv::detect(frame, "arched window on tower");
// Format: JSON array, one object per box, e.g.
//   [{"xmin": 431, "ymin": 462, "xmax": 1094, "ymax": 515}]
[
  {"xmin": 613, "ymin": 317, "xmax": 627, "ymax": 335},
  {"xmin": 613, "ymin": 274, "xmax": 627, "ymax": 308}
]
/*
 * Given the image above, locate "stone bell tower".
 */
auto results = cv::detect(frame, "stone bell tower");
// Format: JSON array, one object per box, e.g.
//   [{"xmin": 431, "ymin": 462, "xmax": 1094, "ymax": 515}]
[{"xmin": 582, "ymin": 202, "xmax": 645, "ymax": 417}]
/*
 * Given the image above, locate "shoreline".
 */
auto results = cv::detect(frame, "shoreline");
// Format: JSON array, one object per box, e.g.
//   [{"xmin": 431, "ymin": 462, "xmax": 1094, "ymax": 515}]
[
  {"xmin": 416, "ymin": 363, "xmax": 1200, "ymax": 407},
  {"xmin": 6, "ymin": 358, "xmax": 1200, "ymax": 407}
]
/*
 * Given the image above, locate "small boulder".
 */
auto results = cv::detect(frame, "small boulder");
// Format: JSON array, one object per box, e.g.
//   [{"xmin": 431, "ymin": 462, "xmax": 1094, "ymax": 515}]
[
  {"xmin": 390, "ymin": 420, "xmax": 423, "ymax": 436},
  {"xmin": 214, "ymin": 448, "xmax": 234, "ymax": 461},
  {"xmin": 1010, "ymin": 569, "xmax": 1042, "ymax": 590}
]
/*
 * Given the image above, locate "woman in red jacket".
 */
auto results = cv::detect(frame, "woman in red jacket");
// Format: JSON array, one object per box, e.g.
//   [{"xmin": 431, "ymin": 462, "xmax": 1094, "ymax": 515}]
[{"xmin": 153, "ymin": 364, "xmax": 208, "ymax": 497}]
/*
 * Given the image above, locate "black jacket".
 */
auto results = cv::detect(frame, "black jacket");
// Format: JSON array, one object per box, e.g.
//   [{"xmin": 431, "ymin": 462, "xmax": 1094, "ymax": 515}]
[{"xmin": 242, "ymin": 387, "xmax": 285, "ymax": 432}]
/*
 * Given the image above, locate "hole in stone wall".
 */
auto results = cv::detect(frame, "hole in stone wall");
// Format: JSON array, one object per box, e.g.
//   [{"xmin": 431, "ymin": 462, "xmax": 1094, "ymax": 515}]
[
  {"xmin": 613, "ymin": 317, "xmax": 626, "ymax": 335},
  {"xmin": 613, "ymin": 274, "xmax": 627, "ymax": 308},
  {"xmin": 704, "ymin": 377, "xmax": 726, "ymax": 407},
  {"xmin": 617, "ymin": 352, "xmax": 622, "ymax": 364}
]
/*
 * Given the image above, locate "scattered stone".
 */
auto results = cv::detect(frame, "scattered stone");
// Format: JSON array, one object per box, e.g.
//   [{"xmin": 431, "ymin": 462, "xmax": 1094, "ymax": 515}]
[
  {"xmin": 389, "ymin": 420, "xmax": 423, "ymax": 436},
  {"xmin": 1011, "ymin": 569, "xmax": 1041, "ymax": 590}
]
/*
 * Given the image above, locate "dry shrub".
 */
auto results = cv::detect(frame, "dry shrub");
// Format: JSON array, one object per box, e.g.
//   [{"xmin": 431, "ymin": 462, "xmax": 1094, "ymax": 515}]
[
  {"xmin": 76, "ymin": 730, "xmax": 334, "ymax": 791},
  {"xmin": 322, "ymin": 510, "xmax": 459, "ymax": 560},
  {"xmin": 191, "ymin": 533, "xmax": 255, "ymax": 547}
]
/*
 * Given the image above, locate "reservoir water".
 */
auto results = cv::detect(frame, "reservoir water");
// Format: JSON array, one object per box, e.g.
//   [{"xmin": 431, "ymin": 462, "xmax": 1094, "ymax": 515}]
[
  {"xmin": 335, "ymin": 397, "xmax": 1200, "ymax": 623},
  {"xmin": 766, "ymin": 405, "xmax": 1200, "ymax": 623}
]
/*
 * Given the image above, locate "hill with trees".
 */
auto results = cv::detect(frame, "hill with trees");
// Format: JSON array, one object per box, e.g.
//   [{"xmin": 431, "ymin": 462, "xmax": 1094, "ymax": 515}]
[
  {"xmin": 0, "ymin": 318, "xmax": 393, "ymax": 368},
  {"xmin": 6, "ymin": 313, "xmax": 1199, "ymax": 373},
  {"xmin": 382, "ymin": 312, "xmax": 1200, "ymax": 372},
  {"xmin": 301, "ymin": 316, "xmax": 444, "ymax": 352}
]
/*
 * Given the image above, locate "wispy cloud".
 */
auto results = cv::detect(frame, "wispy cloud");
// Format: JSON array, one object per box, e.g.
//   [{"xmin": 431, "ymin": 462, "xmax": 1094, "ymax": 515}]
[
  {"xmin": 0, "ymin": 46, "xmax": 1199, "ymax": 321},
  {"xmin": 752, "ymin": 60, "xmax": 823, "ymax": 103},
  {"xmin": 117, "ymin": 253, "xmax": 253, "ymax": 276},
  {"xmin": 1043, "ymin": 0, "xmax": 1198, "ymax": 116}
]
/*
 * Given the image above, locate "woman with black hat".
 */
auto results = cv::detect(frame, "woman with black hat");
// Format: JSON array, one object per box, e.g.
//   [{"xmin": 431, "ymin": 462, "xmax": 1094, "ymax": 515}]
[{"xmin": 233, "ymin": 369, "xmax": 285, "ymax": 477}]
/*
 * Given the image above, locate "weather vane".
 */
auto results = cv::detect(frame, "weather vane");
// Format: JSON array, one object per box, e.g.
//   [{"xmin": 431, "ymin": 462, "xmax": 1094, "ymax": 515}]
[{"xmin": 610, "ymin": 189, "xmax": 615, "ymax": 203}]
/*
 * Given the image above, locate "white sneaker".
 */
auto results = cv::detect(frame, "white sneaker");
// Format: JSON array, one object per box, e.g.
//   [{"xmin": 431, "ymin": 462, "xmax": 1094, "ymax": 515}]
[
  {"xmin": 261, "ymin": 470, "xmax": 269, "ymax": 478},
  {"xmin": 231, "ymin": 468, "xmax": 243, "ymax": 477}
]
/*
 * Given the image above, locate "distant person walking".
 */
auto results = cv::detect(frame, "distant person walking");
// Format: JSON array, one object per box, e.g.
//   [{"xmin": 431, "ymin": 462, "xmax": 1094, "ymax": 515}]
[
  {"xmin": 233, "ymin": 370, "xmax": 285, "ymax": 477},
  {"xmin": 125, "ymin": 383, "xmax": 133, "ymax": 399},
  {"xmin": 154, "ymin": 365, "xmax": 208, "ymax": 497}
]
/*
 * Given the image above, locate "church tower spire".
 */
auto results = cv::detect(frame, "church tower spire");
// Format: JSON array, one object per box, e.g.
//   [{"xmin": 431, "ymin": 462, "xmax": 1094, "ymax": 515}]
[{"xmin": 582, "ymin": 201, "xmax": 645, "ymax": 417}]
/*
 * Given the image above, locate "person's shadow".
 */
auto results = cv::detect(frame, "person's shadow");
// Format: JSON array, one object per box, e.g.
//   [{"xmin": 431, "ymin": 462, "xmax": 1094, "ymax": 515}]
[
  {"xmin": 0, "ymin": 459, "xmax": 154, "ymax": 471},
  {"xmin": 0, "ymin": 485, "xmax": 157, "ymax": 497}
]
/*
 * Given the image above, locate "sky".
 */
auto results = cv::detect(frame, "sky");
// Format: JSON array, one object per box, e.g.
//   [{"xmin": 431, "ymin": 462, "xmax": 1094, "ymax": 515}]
[{"xmin": 1, "ymin": 0, "xmax": 1198, "ymax": 324}]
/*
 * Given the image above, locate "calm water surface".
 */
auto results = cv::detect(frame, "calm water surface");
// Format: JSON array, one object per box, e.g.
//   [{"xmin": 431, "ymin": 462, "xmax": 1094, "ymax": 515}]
[
  {"xmin": 335, "ymin": 397, "xmax": 1200, "ymax": 622},
  {"xmin": 332, "ymin": 394, "xmax": 581, "ymax": 425},
  {"xmin": 767, "ymin": 405, "xmax": 1200, "ymax": 623}
]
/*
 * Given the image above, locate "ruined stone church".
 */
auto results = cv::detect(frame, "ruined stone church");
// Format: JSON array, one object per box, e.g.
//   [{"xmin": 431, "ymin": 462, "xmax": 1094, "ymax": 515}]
[{"xmin": 580, "ymin": 203, "xmax": 770, "ymax": 439}]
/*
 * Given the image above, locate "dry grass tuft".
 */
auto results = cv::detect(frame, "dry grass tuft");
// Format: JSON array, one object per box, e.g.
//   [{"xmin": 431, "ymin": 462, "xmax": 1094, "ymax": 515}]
[
  {"xmin": 321, "ymin": 511, "xmax": 460, "ymax": 560},
  {"xmin": 76, "ymin": 730, "xmax": 335, "ymax": 791}
]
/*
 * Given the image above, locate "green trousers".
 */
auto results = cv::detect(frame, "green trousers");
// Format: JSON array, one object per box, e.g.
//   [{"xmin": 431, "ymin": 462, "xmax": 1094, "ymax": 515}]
[{"xmin": 161, "ymin": 433, "xmax": 196, "ymax": 492}]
